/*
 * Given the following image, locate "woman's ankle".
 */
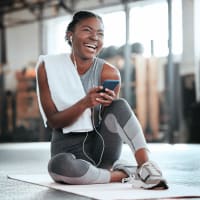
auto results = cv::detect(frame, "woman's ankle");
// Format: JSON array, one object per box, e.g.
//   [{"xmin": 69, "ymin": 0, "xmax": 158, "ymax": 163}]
[{"xmin": 135, "ymin": 148, "xmax": 149, "ymax": 166}]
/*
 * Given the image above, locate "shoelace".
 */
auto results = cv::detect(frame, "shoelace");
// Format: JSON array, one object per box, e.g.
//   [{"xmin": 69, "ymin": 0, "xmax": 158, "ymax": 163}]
[{"xmin": 122, "ymin": 174, "xmax": 136, "ymax": 183}]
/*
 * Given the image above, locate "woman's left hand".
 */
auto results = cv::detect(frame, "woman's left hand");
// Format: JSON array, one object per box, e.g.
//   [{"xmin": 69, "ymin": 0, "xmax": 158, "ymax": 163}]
[{"xmin": 96, "ymin": 88, "xmax": 116, "ymax": 107}]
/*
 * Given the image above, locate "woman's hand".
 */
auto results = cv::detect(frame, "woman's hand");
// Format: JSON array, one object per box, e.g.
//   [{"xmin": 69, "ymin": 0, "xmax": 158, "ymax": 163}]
[
  {"xmin": 82, "ymin": 86, "xmax": 103, "ymax": 108},
  {"xmin": 96, "ymin": 88, "xmax": 116, "ymax": 107},
  {"xmin": 83, "ymin": 86, "xmax": 116, "ymax": 108}
]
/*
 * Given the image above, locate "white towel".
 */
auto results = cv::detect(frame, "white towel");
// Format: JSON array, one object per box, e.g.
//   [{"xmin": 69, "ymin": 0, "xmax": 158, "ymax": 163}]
[{"xmin": 35, "ymin": 53, "xmax": 93, "ymax": 133}]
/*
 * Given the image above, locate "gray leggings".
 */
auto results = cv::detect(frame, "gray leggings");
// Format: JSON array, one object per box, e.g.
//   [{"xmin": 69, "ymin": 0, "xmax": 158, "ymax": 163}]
[{"xmin": 48, "ymin": 98, "xmax": 147, "ymax": 184}]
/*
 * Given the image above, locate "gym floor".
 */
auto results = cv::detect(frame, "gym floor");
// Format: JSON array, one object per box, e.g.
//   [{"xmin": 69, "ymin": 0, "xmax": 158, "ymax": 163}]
[{"xmin": 0, "ymin": 142, "xmax": 200, "ymax": 200}]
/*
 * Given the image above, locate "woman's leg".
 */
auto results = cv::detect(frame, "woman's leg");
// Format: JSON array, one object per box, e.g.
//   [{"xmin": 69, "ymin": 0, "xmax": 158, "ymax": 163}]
[
  {"xmin": 95, "ymin": 98, "xmax": 149, "ymax": 167},
  {"xmin": 48, "ymin": 130, "xmax": 115, "ymax": 184},
  {"xmin": 48, "ymin": 152, "xmax": 111, "ymax": 184},
  {"xmin": 97, "ymin": 98, "xmax": 168, "ymax": 189}
]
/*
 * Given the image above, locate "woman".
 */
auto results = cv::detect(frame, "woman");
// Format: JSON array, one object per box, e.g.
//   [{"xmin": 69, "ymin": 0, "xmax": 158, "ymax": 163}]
[{"xmin": 36, "ymin": 10, "xmax": 168, "ymax": 189}]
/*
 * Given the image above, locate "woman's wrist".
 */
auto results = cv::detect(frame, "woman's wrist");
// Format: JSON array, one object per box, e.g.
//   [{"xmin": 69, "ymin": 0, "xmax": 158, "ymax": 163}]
[{"xmin": 78, "ymin": 97, "xmax": 90, "ymax": 111}]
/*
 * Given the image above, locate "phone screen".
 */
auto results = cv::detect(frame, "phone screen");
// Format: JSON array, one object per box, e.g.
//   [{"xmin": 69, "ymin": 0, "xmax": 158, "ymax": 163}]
[{"xmin": 101, "ymin": 80, "xmax": 120, "ymax": 92}]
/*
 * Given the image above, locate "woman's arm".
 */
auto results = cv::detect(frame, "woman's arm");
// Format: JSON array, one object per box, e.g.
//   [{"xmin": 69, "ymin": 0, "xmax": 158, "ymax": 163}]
[{"xmin": 37, "ymin": 62, "xmax": 103, "ymax": 129}]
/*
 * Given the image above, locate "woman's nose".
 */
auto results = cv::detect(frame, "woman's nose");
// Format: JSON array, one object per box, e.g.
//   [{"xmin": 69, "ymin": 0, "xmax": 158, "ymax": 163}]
[{"xmin": 90, "ymin": 31, "xmax": 99, "ymax": 41}]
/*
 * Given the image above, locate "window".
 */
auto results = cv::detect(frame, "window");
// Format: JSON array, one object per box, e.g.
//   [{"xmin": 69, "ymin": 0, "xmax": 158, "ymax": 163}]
[
  {"xmin": 45, "ymin": 0, "xmax": 182, "ymax": 57},
  {"xmin": 100, "ymin": 11, "xmax": 126, "ymax": 48},
  {"xmin": 130, "ymin": 0, "xmax": 182, "ymax": 57},
  {"xmin": 45, "ymin": 16, "xmax": 71, "ymax": 54}
]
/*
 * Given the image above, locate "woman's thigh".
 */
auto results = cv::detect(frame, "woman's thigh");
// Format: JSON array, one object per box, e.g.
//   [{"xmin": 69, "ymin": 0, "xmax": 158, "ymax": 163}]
[
  {"xmin": 51, "ymin": 129, "xmax": 95, "ymax": 162},
  {"xmin": 92, "ymin": 124, "xmax": 122, "ymax": 169},
  {"xmin": 92, "ymin": 99, "xmax": 134, "ymax": 169}
]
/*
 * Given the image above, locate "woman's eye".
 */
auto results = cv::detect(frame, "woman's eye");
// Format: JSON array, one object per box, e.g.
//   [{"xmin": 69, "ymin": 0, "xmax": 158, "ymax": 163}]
[
  {"xmin": 98, "ymin": 32, "xmax": 104, "ymax": 37},
  {"xmin": 83, "ymin": 28, "xmax": 91, "ymax": 32}
]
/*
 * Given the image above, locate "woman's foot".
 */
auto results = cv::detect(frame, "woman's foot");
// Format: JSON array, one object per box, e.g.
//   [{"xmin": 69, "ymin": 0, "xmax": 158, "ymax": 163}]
[
  {"xmin": 110, "ymin": 170, "xmax": 128, "ymax": 182},
  {"xmin": 123, "ymin": 161, "xmax": 168, "ymax": 190}
]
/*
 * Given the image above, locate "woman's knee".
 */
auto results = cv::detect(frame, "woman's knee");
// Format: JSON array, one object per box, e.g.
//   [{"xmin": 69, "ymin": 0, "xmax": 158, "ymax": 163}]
[
  {"xmin": 48, "ymin": 153, "xmax": 89, "ymax": 182},
  {"xmin": 102, "ymin": 98, "xmax": 133, "ymax": 129},
  {"xmin": 47, "ymin": 152, "xmax": 110, "ymax": 184},
  {"xmin": 105, "ymin": 98, "xmax": 132, "ymax": 115},
  {"xmin": 111, "ymin": 98, "xmax": 129, "ymax": 108}
]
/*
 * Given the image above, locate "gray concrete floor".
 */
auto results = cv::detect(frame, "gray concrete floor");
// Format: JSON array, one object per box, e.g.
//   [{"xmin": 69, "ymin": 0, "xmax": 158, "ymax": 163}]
[{"xmin": 0, "ymin": 142, "xmax": 200, "ymax": 200}]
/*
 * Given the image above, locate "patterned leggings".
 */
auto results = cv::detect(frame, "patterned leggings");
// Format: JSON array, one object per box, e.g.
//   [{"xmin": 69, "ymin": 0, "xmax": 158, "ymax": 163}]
[{"xmin": 48, "ymin": 98, "xmax": 147, "ymax": 184}]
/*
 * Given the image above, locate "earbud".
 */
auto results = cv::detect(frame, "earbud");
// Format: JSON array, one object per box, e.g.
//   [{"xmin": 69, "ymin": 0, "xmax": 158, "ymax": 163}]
[{"xmin": 69, "ymin": 36, "xmax": 72, "ymax": 42}]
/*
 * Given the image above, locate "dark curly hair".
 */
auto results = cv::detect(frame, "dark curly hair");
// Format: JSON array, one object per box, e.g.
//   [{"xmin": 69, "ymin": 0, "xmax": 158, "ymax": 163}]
[{"xmin": 65, "ymin": 10, "xmax": 103, "ymax": 46}]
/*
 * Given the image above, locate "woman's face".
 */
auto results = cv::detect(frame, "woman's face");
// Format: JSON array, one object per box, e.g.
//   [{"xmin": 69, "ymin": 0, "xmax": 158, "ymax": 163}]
[{"xmin": 72, "ymin": 17, "xmax": 104, "ymax": 60}]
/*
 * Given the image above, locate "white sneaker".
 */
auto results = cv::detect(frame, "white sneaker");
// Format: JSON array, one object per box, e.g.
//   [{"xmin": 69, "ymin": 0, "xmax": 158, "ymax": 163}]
[{"xmin": 122, "ymin": 161, "xmax": 168, "ymax": 190}]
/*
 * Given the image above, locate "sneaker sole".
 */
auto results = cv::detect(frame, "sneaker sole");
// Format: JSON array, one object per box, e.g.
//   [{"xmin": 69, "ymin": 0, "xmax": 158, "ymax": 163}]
[{"xmin": 132, "ymin": 180, "xmax": 168, "ymax": 190}]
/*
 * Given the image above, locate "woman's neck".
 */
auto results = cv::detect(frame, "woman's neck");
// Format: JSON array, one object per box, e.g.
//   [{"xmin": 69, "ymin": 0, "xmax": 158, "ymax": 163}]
[{"xmin": 70, "ymin": 54, "xmax": 94, "ymax": 75}]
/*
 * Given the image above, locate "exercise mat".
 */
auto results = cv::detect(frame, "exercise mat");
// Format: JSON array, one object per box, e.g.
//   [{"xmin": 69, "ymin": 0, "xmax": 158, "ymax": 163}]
[{"xmin": 8, "ymin": 174, "xmax": 200, "ymax": 200}]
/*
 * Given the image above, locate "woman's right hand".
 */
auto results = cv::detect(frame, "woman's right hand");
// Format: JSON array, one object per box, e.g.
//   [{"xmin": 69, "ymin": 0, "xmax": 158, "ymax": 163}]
[{"xmin": 83, "ymin": 86, "xmax": 104, "ymax": 108}]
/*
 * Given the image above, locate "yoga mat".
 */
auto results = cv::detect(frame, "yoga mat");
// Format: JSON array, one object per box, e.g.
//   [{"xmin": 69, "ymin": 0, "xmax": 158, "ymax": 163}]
[{"xmin": 8, "ymin": 174, "xmax": 200, "ymax": 200}]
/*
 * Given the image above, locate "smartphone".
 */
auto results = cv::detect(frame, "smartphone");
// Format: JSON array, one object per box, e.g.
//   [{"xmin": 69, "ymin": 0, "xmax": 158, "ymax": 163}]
[{"xmin": 99, "ymin": 80, "xmax": 120, "ymax": 92}]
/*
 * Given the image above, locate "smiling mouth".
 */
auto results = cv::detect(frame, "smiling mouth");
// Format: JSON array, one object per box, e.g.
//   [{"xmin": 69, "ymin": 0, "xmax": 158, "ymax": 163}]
[{"xmin": 85, "ymin": 43, "xmax": 97, "ymax": 50}]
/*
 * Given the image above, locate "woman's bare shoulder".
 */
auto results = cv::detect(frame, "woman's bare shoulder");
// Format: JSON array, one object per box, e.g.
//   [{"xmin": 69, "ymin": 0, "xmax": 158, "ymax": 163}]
[{"xmin": 101, "ymin": 61, "xmax": 121, "ymax": 81}]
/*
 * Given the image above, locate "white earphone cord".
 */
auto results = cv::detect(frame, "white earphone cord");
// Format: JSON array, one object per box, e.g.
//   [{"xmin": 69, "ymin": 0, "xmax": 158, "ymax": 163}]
[{"xmin": 82, "ymin": 107, "xmax": 105, "ymax": 167}]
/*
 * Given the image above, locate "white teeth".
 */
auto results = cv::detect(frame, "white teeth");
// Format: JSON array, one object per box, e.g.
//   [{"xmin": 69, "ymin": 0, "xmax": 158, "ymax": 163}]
[{"xmin": 85, "ymin": 44, "xmax": 97, "ymax": 49}]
